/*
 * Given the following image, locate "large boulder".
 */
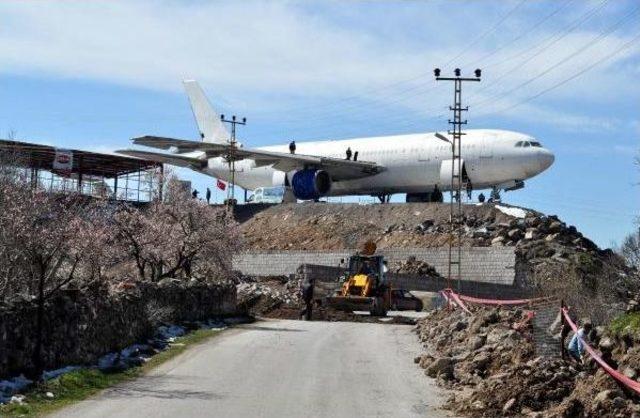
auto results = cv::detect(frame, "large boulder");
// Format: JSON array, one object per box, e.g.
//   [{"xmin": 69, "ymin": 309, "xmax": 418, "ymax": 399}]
[{"xmin": 425, "ymin": 357, "xmax": 454, "ymax": 379}]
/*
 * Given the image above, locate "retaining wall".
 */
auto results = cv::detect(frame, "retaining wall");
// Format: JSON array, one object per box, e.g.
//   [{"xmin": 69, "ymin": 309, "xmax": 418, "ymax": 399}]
[
  {"xmin": 233, "ymin": 247, "xmax": 516, "ymax": 286},
  {"xmin": 0, "ymin": 282, "xmax": 238, "ymax": 378}
]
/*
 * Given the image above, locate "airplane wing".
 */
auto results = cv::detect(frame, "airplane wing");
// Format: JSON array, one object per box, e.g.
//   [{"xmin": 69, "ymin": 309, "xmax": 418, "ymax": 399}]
[
  {"xmin": 116, "ymin": 149, "xmax": 207, "ymax": 169},
  {"xmin": 127, "ymin": 135, "xmax": 385, "ymax": 181}
]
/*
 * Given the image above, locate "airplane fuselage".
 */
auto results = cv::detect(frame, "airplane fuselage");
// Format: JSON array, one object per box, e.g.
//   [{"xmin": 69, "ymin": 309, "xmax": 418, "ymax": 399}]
[{"xmin": 196, "ymin": 128, "xmax": 554, "ymax": 197}]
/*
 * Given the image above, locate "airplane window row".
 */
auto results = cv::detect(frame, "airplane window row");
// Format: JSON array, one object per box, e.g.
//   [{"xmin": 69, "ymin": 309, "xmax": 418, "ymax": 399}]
[{"xmin": 515, "ymin": 141, "xmax": 542, "ymax": 148}]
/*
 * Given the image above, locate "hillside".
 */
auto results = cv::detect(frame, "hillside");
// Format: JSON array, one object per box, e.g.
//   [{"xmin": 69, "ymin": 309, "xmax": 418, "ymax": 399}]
[{"xmin": 238, "ymin": 202, "xmax": 636, "ymax": 322}]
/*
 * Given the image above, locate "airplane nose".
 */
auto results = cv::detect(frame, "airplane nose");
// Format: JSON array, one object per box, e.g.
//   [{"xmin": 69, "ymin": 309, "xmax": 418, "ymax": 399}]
[{"xmin": 538, "ymin": 149, "xmax": 555, "ymax": 172}]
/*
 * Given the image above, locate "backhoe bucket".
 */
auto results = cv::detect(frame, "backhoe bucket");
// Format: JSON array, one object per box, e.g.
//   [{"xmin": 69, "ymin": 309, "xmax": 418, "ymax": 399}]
[{"xmin": 324, "ymin": 296, "xmax": 373, "ymax": 312}]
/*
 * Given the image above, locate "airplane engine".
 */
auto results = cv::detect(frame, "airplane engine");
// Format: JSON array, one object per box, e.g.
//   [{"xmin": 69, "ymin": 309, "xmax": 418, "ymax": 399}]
[{"xmin": 291, "ymin": 169, "xmax": 332, "ymax": 200}]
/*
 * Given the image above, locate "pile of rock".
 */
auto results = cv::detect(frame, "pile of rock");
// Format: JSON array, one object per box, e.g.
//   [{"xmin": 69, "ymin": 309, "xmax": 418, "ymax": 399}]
[
  {"xmin": 415, "ymin": 306, "xmax": 640, "ymax": 417},
  {"xmin": 390, "ymin": 256, "xmax": 440, "ymax": 277},
  {"xmin": 236, "ymin": 275, "xmax": 301, "ymax": 316}
]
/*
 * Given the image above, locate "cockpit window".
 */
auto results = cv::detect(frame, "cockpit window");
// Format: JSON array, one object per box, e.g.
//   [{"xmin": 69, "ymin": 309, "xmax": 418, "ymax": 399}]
[
  {"xmin": 523, "ymin": 141, "xmax": 531, "ymax": 147},
  {"xmin": 530, "ymin": 141, "xmax": 542, "ymax": 147},
  {"xmin": 515, "ymin": 141, "xmax": 523, "ymax": 147}
]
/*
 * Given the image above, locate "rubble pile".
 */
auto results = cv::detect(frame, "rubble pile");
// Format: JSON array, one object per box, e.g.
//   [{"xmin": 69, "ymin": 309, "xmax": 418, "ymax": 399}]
[
  {"xmin": 390, "ymin": 256, "xmax": 440, "ymax": 277},
  {"xmin": 239, "ymin": 203, "xmax": 522, "ymax": 250},
  {"xmin": 236, "ymin": 275, "xmax": 301, "ymax": 316},
  {"xmin": 415, "ymin": 306, "xmax": 640, "ymax": 417}
]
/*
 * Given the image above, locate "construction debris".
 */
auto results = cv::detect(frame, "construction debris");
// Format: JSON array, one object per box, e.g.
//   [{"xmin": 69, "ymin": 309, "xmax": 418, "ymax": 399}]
[
  {"xmin": 390, "ymin": 256, "xmax": 440, "ymax": 276},
  {"xmin": 238, "ymin": 202, "xmax": 637, "ymax": 323},
  {"xmin": 415, "ymin": 306, "xmax": 640, "ymax": 417}
]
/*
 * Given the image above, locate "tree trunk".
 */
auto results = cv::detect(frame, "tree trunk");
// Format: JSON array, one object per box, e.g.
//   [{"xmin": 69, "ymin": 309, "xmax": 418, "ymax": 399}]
[{"xmin": 31, "ymin": 272, "xmax": 45, "ymax": 379}]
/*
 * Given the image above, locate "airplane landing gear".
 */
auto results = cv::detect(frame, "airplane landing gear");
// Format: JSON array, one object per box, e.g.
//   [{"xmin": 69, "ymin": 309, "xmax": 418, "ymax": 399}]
[
  {"xmin": 376, "ymin": 194, "xmax": 391, "ymax": 203},
  {"xmin": 489, "ymin": 186, "xmax": 501, "ymax": 202}
]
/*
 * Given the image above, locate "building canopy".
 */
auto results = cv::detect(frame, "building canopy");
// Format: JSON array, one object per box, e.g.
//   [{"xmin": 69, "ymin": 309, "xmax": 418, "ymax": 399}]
[{"xmin": 0, "ymin": 138, "xmax": 161, "ymax": 178}]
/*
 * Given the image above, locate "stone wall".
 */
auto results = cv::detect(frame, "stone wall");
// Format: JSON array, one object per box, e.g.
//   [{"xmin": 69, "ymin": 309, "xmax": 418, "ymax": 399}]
[
  {"xmin": 233, "ymin": 247, "xmax": 516, "ymax": 286},
  {"xmin": 0, "ymin": 281, "xmax": 238, "ymax": 379}
]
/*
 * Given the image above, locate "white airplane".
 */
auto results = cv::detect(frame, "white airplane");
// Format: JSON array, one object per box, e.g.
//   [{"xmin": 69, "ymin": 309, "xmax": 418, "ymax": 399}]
[{"xmin": 118, "ymin": 80, "xmax": 554, "ymax": 203}]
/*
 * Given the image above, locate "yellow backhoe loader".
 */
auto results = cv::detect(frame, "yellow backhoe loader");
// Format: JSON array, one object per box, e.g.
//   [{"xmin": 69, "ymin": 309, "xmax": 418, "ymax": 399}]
[{"xmin": 325, "ymin": 242, "xmax": 391, "ymax": 316}]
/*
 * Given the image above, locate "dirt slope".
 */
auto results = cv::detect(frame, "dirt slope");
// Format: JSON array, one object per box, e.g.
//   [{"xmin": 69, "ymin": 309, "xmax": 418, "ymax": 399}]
[{"xmin": 239, "ymin": 202, "xmax": 527, "ymax": 250}]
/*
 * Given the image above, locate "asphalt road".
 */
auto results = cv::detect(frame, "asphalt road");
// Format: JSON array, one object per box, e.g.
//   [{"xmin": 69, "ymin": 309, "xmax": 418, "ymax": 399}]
[{"xmin": 53, "ymin": 319, "xmax": 453, "ymax": 418}]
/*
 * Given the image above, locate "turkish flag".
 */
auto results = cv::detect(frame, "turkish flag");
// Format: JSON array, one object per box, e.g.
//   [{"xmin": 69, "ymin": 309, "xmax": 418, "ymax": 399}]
[{"xmin": 216, "ymin": 179, "xmax": 226, "ymax": 191}]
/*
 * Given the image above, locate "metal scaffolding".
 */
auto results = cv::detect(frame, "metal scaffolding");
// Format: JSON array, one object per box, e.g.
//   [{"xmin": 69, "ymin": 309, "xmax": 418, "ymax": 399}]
[{"xmin": 0, "ymin": 139, "xmax": 163, "ymax": 203}]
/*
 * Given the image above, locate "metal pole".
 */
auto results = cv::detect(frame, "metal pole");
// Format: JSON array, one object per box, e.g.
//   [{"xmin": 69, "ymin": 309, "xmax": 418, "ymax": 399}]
[
  {"xmin": 435, "ymin": 68, "xmax": 481, "ymax": 294},
  {"xmin": 220, "ymin": 115, "xmax": 246, "ymax": 207}
]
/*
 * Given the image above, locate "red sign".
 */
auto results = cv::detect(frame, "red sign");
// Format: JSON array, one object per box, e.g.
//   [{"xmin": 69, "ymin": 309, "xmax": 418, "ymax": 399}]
[
  {"xmin": 53, "ymin": 149, "xmax": 73, "ymax": 176},
  {"xmin": 216, "ymin": 179, "xmax": 226, "ymax": 191}
]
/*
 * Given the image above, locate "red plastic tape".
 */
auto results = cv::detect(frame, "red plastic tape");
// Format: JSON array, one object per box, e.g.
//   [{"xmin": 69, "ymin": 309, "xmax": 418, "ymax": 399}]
[
  {"xmin": 457, "ymin": 293, "xmax": 551, "ymax": 306},
  {"xmin": 446, "ymin": 289, "xmax": 473, "ymax": 315}
]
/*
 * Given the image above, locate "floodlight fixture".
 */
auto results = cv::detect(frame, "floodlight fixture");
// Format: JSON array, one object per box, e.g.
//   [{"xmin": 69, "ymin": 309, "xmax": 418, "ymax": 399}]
[
  {"xmin": 434, "ymin": 68, "xmax": 441, "ymax": 77},
  {"xmin": 474, "ymin": 68, "xmax": 482, "ymax": 78},
  {"xmin": 435, "ymin": 132, "xmax": 452, "ymax": 145},
  {"xmin": 454, "ymin": 68, "xmax": 461, "ymax": 77}
]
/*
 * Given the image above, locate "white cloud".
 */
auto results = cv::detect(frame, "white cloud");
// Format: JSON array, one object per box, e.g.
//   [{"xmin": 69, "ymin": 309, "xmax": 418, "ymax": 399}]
[{"xmin": 0, "ymin": 0, "xmax": 638, "ymax": 134}]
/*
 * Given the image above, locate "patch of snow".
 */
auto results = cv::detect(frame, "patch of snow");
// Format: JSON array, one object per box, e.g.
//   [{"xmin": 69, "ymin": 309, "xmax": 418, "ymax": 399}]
[
  {"xmin": 42, "ymin": 366, "xmax": 81, "ymax": 381},
  {"xmin": 495, "ymin": 205, "xmax": 528, "ymax": 219}
]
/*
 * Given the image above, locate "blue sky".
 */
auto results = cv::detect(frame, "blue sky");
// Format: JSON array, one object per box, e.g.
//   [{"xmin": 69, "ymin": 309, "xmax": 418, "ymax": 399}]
[{"xmin": 0, "ymin": 0, "xmax": 638, "ymax": 248}]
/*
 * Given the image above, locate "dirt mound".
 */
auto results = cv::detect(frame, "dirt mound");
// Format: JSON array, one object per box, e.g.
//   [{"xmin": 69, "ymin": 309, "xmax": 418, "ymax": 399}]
[
  {"xmin": 415, "ymin": 306, "xmax": 640, "ymax": 417},
  {"xmin": 239, "ymin": 202, "xmax": 522, "ymax": 250}
]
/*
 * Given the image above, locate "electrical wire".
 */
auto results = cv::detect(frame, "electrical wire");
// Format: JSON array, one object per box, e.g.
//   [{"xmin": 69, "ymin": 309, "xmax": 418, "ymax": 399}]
[{"xmin": 481, "ymin": 31, "xmax": 640, "ymax": 117}]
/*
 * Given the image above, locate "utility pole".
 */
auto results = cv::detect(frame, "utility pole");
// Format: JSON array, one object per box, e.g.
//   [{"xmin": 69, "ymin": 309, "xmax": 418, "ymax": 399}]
[
  {"xmin": 220, "ymin": 114, "xmax": 246, "ymax": 207},
  {"xmin": 434, "ymin": 68, "xmax": 481, "ymax": 293}
]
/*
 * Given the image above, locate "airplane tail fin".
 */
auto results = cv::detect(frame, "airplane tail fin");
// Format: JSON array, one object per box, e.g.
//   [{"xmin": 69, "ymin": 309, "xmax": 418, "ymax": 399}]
[{"xmin": 183, "ymin": 80, "xmax": 230, "ymax": 144}]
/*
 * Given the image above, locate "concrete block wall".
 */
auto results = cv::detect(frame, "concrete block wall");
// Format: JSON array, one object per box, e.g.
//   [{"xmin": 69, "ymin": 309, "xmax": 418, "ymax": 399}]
[
  {"xmin": 233, "ymin": 247, "xmax": 516, "ymax": 286},
  {"xmin": 301, "ymin": 264, "xmax": 531, "ymax": 300}
]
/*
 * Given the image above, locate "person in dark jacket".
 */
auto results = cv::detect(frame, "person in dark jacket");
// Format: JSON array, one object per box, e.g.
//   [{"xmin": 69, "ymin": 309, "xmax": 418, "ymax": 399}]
[
  {"xmin": 345, "ymin": 147, "xmax": 352, "ymax": 160},
  {"xmin": 289, "ymin": 141, "xmax": 296, "ymax": 154},
  {"xmin": 300, "ymin": 279, "xmax": 314, "ymax": 320}
]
